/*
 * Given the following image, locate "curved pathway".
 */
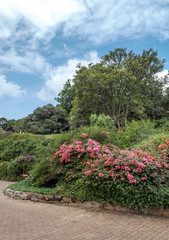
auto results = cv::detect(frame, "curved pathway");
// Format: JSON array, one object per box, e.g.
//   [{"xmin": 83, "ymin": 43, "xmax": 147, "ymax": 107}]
[{"xmin": 0, "ymin": 181, "xmax": 169, "ymax": 240}]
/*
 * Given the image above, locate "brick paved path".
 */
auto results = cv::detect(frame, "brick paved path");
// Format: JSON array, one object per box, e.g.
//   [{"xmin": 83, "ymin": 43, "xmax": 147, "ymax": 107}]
[{"xmin": 0, "ymin": 181, "xmax": 169, "ymax": 240}]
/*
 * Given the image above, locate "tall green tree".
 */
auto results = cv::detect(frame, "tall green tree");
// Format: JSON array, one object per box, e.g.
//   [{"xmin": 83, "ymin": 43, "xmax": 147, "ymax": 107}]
[
  {"xmin": 13, "ymin": 118, "xmax": 26, "ymax": 133},
  {"xmin": 69, "ymin": 48, "xmax": 167, "ymax": 129},
  {"xmin": 56, "ymin": 79, "xmax": 76, "ymax": 116}
]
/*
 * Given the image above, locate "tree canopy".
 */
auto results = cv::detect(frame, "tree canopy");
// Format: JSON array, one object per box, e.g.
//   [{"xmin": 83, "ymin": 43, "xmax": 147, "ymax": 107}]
[
  {"xmin": 0, "ymin": 117, "xmax": 15, "ymax": 130},
  {"xmin": 55, "ymin": 79, "xmax": 76, "ymax": 116},
  {"xmin": 67, "ymin": 48, "xmax": 168, "ymax": 129},
  {"xmin": 24, "ymin": 104, "xmax": 68, "ymax": 134}
]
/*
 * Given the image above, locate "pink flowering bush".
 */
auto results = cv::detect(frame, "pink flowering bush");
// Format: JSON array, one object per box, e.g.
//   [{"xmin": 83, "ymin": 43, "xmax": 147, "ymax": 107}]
[
  {"xmin": 137, "ymin": 136, "xmax": 169, "ymax": 164},
  {"xmin": 49, "ymin": 135, "xmax": 169, "ymax": 210},
  {"xmin": 52, "ymin": 138, "xmax": 119, "ymax": 183},
  {"xmin": 83, "ymin": 149, "xmax": 168, "ymax": 185}
]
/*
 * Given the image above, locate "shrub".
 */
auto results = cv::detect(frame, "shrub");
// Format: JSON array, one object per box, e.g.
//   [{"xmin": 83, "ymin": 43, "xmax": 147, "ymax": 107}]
[
  {"xmin": 137, "ymin": 135, "xmax": 169, "ymax": 165},
  {"xmin": 50, "ymin": 137, "xmax": 169, "ymax": 210},
  {"xmin": 32, "ymin": 137, "xmax": 118, "ymax": 187},
  {"xmin": 154, "ymin": 118, "xmax": 169, "ymax": 131},
  {"xmin": 0, "ymin": 161, "xmax": 9, "ymax": 179},
  {"xmin": 0, "ymin": 133, "xmax": 45, "ymax": 162},
  {"xmin": 71, "ymin": 125, "xmax": 112, "ymax": 144},
  {"xmin": 31, "ymin": 159, "xmax": 60, "ymax": 187},
  {"xmin": 89, "ymin": 114, "xmax": 116, "ymax": 131},
  {"xmin": 108, "ymin": 119, "xmax": 157, "ymax": 148},
  {"xmin": 8, "ymin": 155, "xmax": 36, "ymax": 180}
]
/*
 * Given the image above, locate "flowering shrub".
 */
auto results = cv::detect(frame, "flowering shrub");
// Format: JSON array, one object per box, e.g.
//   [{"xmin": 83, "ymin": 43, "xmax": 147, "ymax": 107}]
[
  {"xmin": 84, "ymin": 149, "xmax": 168, "ymax": 185},
  {"xmin": 17, "ymin": 155, "xmax": 36, "ymax": 163},
  {"xmin": 8, "ymin": 155, "xmax": 37, "ymax": 180},
  {"xmin": 51, "ymin": 135, "xmax": 169, "ymax": 210},
  {"xmin": 80, "ymin": 133, "xmax": 89, "ymax": 138},
  {"xmin": 53, "ymin": 138, "xmax": 168, "ymax": 185},
  {"xmin": 137, "ymin": 136, "xmax": 169, "ymax": 164},
  {"xmin": 52, "ymin": 138, "xmax": 118, "ymax": 183}
]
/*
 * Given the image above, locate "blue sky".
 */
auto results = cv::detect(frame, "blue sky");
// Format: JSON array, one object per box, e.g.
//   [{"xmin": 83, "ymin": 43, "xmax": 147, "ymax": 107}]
[{"xmin": 0, "ymin": 0, "xmax": 169, "ymax": 120}]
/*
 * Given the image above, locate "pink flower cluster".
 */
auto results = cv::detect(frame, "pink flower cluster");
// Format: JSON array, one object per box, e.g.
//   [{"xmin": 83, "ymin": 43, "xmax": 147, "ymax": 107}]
[
  {"xmin": 53, "ymin": 138, "xmax": 106, "ymax": 163},
  {"xmin": 138, "ymin": 137, "xmax": 169, "ymax": 162},
  {"xmin": 52, "ymin": 134, "xmax": 169, "ymax": 185},
  {"xmin": 80, "ymin": 133, "xmax": 89, "ymax": 138},
  {"xmin": 17, "ymin": 155, "xmax": 35, "ymax": 163}
]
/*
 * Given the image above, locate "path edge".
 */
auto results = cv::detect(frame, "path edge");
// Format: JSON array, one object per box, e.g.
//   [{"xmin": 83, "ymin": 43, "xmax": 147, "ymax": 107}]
[{"xmin": 3, "ymin": 188, "xmax": 169, "ymax": 218}]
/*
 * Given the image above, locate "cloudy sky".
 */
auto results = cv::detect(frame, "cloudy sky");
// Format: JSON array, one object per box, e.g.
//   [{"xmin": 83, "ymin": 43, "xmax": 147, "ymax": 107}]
[{"xmin": 0, "ymin": 0, "xmax": 169, "ymax": 120}]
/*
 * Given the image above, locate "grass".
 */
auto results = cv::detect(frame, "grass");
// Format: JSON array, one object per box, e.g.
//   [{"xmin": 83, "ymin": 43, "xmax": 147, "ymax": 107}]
[
  {"xmin": 44, "ymin": 133, "xmax": 61, "ymax": 139},
  {"xmin": 7, "ymin": 180, "xmax": 59, "ymax": 195}
]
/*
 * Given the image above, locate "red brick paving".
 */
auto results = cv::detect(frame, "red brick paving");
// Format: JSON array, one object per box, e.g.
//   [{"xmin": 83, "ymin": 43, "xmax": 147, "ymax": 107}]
[{"xmin": 0, "ymin": 181, "xmax": 169, "ymax": 240}]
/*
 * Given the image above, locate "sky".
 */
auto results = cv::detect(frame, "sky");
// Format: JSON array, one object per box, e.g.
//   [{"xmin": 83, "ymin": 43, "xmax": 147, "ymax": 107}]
[{"xmin": 0, "ymin": 0, "xmax": 169, "ymax": 120}]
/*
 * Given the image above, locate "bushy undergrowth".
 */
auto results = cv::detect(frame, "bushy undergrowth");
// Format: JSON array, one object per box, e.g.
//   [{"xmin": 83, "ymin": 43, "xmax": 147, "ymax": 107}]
[
  {"xmin": 0, "ymin": 161, "xmax": 9, "ymax": 180},
  {"xmin": 2, "ymin": 119, "xmax": 169, "ymax": 210},
  {"xmin": 8, "ymin": 155, "xmax": 37, "ymax": 180},
  {"xmin": 0, "ymin": 133, "xmax": 45, "ymax": 162},
  {"xmin": 0, "ymin": 133, "xmax": 45, "ymax": 180}
]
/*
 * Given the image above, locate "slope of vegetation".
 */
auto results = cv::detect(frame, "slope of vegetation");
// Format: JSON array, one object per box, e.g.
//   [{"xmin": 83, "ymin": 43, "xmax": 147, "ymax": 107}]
[
  {"xmin": 1, "ymin": 120, "xmax": 169, "ymax": 211},
  {"xmin": 1, "ymin": 48, "xmax": 169, "ymax": 211}
]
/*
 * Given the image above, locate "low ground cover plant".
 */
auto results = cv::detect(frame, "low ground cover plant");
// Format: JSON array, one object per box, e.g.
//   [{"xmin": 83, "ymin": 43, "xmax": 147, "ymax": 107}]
[{"xmin": 8, "ymin": 180, "xmax": 59, "ymax": 195}]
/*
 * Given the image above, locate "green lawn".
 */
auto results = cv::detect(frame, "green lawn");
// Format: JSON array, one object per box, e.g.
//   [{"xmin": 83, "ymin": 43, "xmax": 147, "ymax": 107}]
[{"xmin": 7, "ymin": 180, "xmax": 59, "ymax": 195}]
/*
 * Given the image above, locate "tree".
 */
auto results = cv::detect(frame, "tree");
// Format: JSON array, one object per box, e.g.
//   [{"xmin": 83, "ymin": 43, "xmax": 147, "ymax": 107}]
[
  {"xmin": 13, "ymin": 118, "xmax": 26, "ymax": 133},
  {"xmin": 56, "ymin": 79, "xmax": 76, "ymax": 116},
  {"xmin": 69, "ymin": 48, "xmax": 167, "ymax": 129},
  {"xmin": 0, "ymin": 118, "xmax": 8, "ymax": 129},
  {"xmin": 24, "ymin": 104, "xmax": 68, "ymax": 134},
  {"xmin": 0, "ymin": 117, "xmax": 15, "ymax": 130}
]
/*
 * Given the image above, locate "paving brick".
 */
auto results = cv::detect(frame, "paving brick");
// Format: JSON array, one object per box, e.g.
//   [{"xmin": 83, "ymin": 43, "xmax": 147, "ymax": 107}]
[{"xmin": 0, "ymin": 181, "xmax": 169, "ymax": 240}]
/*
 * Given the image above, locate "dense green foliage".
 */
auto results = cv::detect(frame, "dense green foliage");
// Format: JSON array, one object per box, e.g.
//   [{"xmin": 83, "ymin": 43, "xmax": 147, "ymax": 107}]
[
  {"xmin": 0, "ymin": 117, "xmax": 15, "ymax": 130},
  {"xmin": 56, "ymin": 79, "xmax": 76, "ymax": 116},
  {"xmin": 8, "ymin": 155, "xmax": 36, "ymax": 180},
  {"xmin": 54, "ymin": 48, "xmax": 169, "ymax": 130},
  {"xmin": 0, "ymin": 133, "xmax": 45, "ymax": 180},
  {"xmin": 0, "ymin": 119, "xmax": 167, "ymax": 180},
  {"xmin": 24, "ymin": 104, "xmax": 68, "ymax": 134},
  {"xmin": 13, "ymin": 118, "xmax": 26, "ymax": 133},
  {"xmin": 0, "ymin": 133, "xmax": 44, "ymax": 162},
  {"xmin": 89, "ymin": 114, "xmax": 116, "ymax": 131},
  {"xmin": 6, "ymin": 131, "xmax": 169, "ymax": 211}
]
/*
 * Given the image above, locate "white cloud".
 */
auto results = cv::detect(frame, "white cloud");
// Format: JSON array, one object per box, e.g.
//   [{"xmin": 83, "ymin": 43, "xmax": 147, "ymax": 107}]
[
  {"xmin": 156, "ymin": 69, "xmax": 169, "ymax": 79},
  {"xmin": 37, "ymin": 51, "xmax": 99, "ymax": 101},
  {"xmin": 64, "ymin": 0, "xmax": 169, "ymax": 43},
  {"xmin": 0, "ymin": 75, "xmax": 26, "ymax": 99},
  {"xmin": 0, "ymin": 49, "xmax": 50, "ymax": 74},
  {"xmin": 0, "ymin": 0, "xmax": 85, "ymax": 43},
  {"xmin": 0, "ymin": 0, "xmax": 169, "ymax": 47}
]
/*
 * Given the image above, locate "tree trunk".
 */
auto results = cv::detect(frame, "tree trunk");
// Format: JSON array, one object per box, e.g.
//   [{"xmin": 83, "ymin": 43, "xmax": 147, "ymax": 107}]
[{"xmin": 112, "ymin": 113, "xmax": 121, "ymax": 130}]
